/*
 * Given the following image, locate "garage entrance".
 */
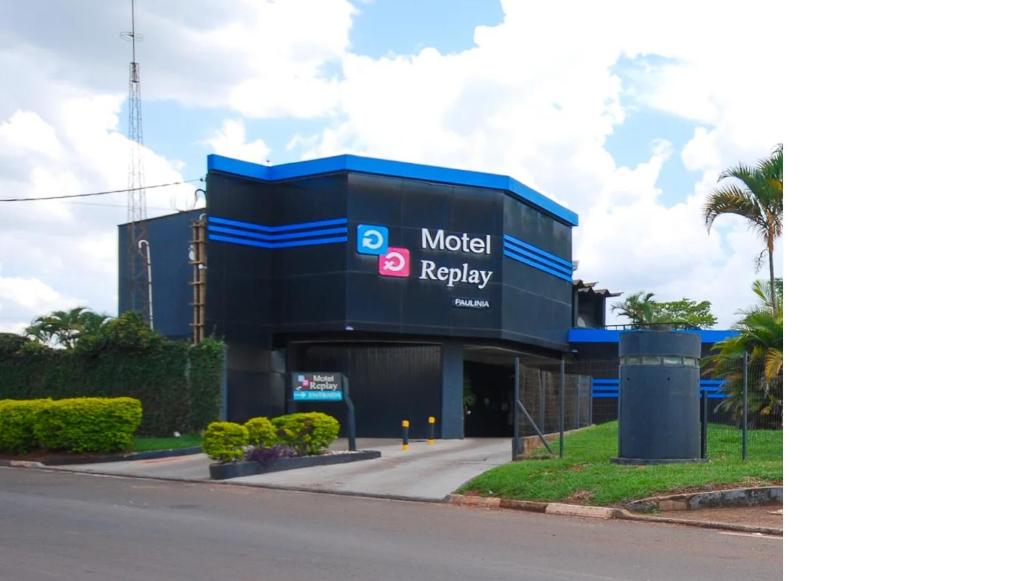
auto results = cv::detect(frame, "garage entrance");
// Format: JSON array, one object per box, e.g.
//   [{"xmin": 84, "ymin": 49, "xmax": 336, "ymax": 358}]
[{"xmin": 462, "ymin": 360, "xmax": 514, "ymax": 437}]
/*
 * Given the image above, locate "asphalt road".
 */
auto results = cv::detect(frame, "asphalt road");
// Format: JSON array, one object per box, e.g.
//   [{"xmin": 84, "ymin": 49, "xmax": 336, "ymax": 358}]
[{"xmin": 0, "ymin": 468, "xmax": 781, "ymax": 581}]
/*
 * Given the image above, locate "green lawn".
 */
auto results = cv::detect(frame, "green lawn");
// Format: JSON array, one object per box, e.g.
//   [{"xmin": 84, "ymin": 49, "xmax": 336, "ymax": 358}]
[
  {"xmin": 459, "ymin": 421, "xmax": 782, "ymax": 506},
  {"xmin": 132, "ymin": 434, "xmax": 203, "ymax": 452}
]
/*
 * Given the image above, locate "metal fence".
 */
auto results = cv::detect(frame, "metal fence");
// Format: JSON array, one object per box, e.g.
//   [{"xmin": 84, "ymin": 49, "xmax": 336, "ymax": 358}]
[
  {"xmin": 512, "ymin": 358, "xmax": 591, "ymax": 459},
  {"xmin": 709, "ymin": 350, "xmax": 783, "ymax": 461}
]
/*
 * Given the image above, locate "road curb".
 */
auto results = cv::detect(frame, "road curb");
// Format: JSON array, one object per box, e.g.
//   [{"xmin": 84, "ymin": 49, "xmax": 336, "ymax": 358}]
[
  {"xmin": 4, "ymin": 464, "xmax": 446, "ymax": 504},
  {"xmin": 617, "ymin": 510, "xmax": 783, "ymax": 536},
  {"xmin": 446, "ymin": 493, "xmax": 781, "ymax": 534},
  {"xmin": 0, "ymin": 447, "xmax": 204, "ymax": 466},
  {"xmin": 625, "ymin": 486, "xmax": 783, "ymax": 513},
  {"xmin": 448, "ymin": 494, "xmax": 501, "ymax": 508},
  {"xmin": 0, "ymin": 459, "xmax": 44, "ymax": 468},
  {"xmin": 545, "ymin": 503, "xmax": 619, "ymax": 519}
]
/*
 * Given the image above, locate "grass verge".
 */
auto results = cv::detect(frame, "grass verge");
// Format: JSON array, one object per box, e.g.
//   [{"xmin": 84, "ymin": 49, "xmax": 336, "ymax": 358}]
[
  {"xmin": 459, "ymin": 421, "xmax": 782, "ymax": 506},
  {"xmin": 132, "ymin": 434, "xmax": 203, "ymax": 452}
]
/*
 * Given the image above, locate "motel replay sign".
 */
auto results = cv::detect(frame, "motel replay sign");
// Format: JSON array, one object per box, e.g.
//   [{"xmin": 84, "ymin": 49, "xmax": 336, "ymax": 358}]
[
  {"xmin": 418, "ymin": 229, "xmax": 494, "ymax": 289},
  {"xmin": 292, "ymin": 372, "xmax": 344, "ymax": 401},
  {"xmin": 359, "ymin": 225, "xmax": 496, "ymax": 296}
]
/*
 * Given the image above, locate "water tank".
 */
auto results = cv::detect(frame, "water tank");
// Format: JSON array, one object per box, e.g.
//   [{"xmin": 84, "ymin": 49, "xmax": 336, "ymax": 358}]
[{"xmin": 613, "ymin": 331, "xmax": 703, "ymax": 464}]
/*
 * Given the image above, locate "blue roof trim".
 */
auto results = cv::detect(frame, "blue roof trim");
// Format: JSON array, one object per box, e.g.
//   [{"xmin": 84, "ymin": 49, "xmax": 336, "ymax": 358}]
[
  {"xmin": 568, "ymin": 328, "xmax": 740, "ymax": 344},
  {"xmin": 207, "ymin": 154, "xmax": 579, "ymax": 227}
]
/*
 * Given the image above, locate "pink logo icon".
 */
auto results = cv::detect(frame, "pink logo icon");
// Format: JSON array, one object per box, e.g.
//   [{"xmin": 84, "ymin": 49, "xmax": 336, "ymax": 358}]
[{"xmin": 378, "ymin": 247, "xmax": 410, "ymax": 277}]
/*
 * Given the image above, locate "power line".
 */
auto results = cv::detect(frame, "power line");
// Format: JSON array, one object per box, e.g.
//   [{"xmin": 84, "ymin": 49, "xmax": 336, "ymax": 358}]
[
  {"xmin": 66, "ymin": 201, "xmax": 181, "ymax": 210},
  {"xmin": 0, "ymin": 178, "xmax": 203, "ymax": 203}
]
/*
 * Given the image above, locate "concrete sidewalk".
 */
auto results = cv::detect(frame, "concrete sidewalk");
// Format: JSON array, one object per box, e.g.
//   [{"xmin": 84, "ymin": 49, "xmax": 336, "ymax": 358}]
[{"xmin": 49, "ymin": 437, "xmax": 511, "ymax": 501}]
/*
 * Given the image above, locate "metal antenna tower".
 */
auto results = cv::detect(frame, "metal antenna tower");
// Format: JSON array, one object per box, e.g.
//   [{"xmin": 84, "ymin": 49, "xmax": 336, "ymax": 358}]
[{"xmin": 122, "ymin": 0, "xmax": 150, "ymax": 324}]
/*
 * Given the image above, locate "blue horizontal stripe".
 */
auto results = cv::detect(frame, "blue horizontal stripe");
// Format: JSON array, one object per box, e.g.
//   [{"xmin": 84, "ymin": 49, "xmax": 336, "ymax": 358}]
[
  {"xmin": 210, "ymin": 234, "xmax": 348, "ymax": 249},
  {"xmin": 208, "ymin": 215, "xmax": 348, "ymax": 233},
  {"xmin": 503, "ymin": 235, "xmax": 573, "ymax": 269},
  {"xmin": 593, "ymin": 393, "xmax": 618, "ymax": 399},
  {"xmin": 208, "ymin": 225, "xmax": 348, "ymax": 241},
  {"xmin": 208, "ymin": 225, "xmax": 348, "ymax": 240},
  {"xmin": 208, "ymin": 154, "xmax": 578, "ymax": 226},
  {"xmin": 568, "ymin": 328, "xmax": 740, "ymax": 344},
  {"xmin": 504, "ymin": 248, "xmax": 573, "ymax": 282},
  {"xmin": 502, "ymin": 239, "xmax": 573, "ymax": 275},
  {"xmin": 502, "ymin": 240, "xmax": 573, "ymax": 278},
  {"xmin": 271, "ymin": 236, "xmax": 348, "ymax": 249}
]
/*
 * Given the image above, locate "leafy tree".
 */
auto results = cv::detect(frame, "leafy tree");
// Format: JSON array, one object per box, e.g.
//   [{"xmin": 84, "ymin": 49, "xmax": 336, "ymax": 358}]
[
  {"xmin": 0, "ymin": 332, "xmax": 30, "ymax": 355},
  {"xmin": 705, "ymin": 280, "xmax": 783, "ymax": 428},
  {"xmin": 23, "ymin": 307, "xmax": 110, "ymax": 349},
  {"xmin": 75, "ymin": 311, "xmax": 162, "ymax": 354},
  {"xmin": 651, "ymin": 298, "xmax": 718, "ymax": 328},
  {"xmin": 612, "ymin": 292, "xmax": 718, "ymax": 328},
  {"xmin": 704, "ymin": 144, "xmax": 783, "ymax": 314},
  {"xmin": 740, "ymin": 278, "xmax": 782, "ymax": 318},
  {"xmin": 611, "ymin": 292, "xmax": 658, "ymax": 326}
]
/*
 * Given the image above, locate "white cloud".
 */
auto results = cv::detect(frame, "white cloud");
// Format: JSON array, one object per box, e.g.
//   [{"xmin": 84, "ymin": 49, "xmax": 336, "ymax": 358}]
[
  {"xmin": 0, "ymin": 89, "xmax": 195, "ymax": 332},
  {"xmin": 205, "ymin": 119, "xmax": 270, "ymax": 164},
  {"xmin": 0, "ymin": 0, "xmax": 356, "ymax": 119},
  {"xmin": 0, "ymin": 275, "xmax": 82, "ymax": 333},
  {"xmin": 0, "ymin": 0, "xmax": 784, "ymax": 332}
]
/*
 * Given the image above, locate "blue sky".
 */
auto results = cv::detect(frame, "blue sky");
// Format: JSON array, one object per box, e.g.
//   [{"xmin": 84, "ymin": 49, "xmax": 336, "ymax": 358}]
[{"xmin": 349, "ymin": 0, "xmax": 504, "ymax": 57}]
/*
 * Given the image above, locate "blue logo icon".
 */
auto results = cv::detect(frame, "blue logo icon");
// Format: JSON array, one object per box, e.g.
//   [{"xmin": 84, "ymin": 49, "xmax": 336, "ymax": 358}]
[{"xmin": 357, "ymin": 224, "xmax": 389, "ymax": 255}]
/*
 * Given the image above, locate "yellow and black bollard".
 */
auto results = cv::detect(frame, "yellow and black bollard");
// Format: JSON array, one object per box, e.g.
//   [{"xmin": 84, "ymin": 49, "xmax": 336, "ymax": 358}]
[
  {"xmin": 401, "ymin": 419, "xmax": 410, "ymax": 451},
  {"xmin": 427, "ymin": 416, "xmax": 436, "ymax": 445}
]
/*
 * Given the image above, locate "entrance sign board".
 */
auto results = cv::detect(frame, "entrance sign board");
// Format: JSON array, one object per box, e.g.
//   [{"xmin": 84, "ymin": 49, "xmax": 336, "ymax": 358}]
[{"xmin": 292, "ymin": 372, "xmax": 344, "ymax": 401}]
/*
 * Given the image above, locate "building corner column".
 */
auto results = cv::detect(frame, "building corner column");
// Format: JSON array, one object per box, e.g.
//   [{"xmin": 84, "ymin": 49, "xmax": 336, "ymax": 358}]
[{"xmin": 441, "ymin": 342, "xmax": 465, "ymax": 439}]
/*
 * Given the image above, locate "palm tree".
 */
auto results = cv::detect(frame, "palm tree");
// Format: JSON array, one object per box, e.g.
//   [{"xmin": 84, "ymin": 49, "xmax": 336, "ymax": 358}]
[
  {"xmin": 705, "ymin": 280, "xmax": 783, "ymax": 428},
  {"xmin": 704, "ymin": 144, "xmax": 783, "ymax": 314},
  {"xmin": 24, "ymin": 307, "xmax": 110, "ymax": 349},
  {"xmin": 611, "ymin": 292, "xmax": 657, "ymax": 326}
]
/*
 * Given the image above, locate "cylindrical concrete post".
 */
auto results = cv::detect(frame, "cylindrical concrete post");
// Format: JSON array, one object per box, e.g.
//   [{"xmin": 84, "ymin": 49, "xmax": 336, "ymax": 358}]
[{"xmin": 613, "ymin": 331, "xmax": 704, "ymax": 464}]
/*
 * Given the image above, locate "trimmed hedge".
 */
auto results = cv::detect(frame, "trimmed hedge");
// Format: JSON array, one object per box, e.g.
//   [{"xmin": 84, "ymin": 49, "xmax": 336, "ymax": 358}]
[
  {"xmin": 203, "ymin": 422, "xmax": 249, "ymax": 463},
  {"xmin": 0, "ymin": 399, "xmax": 51, "ymax": 453},
  {"xmin": 272, "ymin": 412, "xmax": 339, "ymax": 456},
  {"xmin": 0, "ymin": 335, "xmax": 223, "ymax": 436},
  {"xmin": 32, "ymin": 397, "xmax": 143, "ymax": 453},
  {"xmin": 203, "ymin": 412, "xmax": 341, "ymax": 464},
  {"xmin": 243, "ymin": 417, "xmax": 277, "ymax": 448}
]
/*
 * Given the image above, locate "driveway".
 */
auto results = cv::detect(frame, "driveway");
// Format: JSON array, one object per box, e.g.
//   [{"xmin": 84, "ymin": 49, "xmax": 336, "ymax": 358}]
[{"xmin": 50, "ymin": 437, "xmax": 511, "ymax": 501}]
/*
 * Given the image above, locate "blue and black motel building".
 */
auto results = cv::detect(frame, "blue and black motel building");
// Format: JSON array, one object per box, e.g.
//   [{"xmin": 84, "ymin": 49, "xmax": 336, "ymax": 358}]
[{"xmin": 119, "ymin": 154, "xmax": 736, "ymax": 439}]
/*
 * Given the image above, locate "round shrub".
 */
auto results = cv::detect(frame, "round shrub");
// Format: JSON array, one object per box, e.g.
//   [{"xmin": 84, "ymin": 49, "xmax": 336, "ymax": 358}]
[
  {"xmin": 271, "ymin": 412, "xmax": 339, "ymax": 456},
  {"xmin": 243, "ymin": 417, "xmax": 277, "ymax": 448},
  {"xmin": 33, "ymin": 397, "xmax": 142, "ymax": 453},
  {"xmin": 203, "ymin": 421, "xmax": 249, "ymax": 463},
  {"xmin": 0, "ymin": 399, "xmax": 51, "ymax": 453}
]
